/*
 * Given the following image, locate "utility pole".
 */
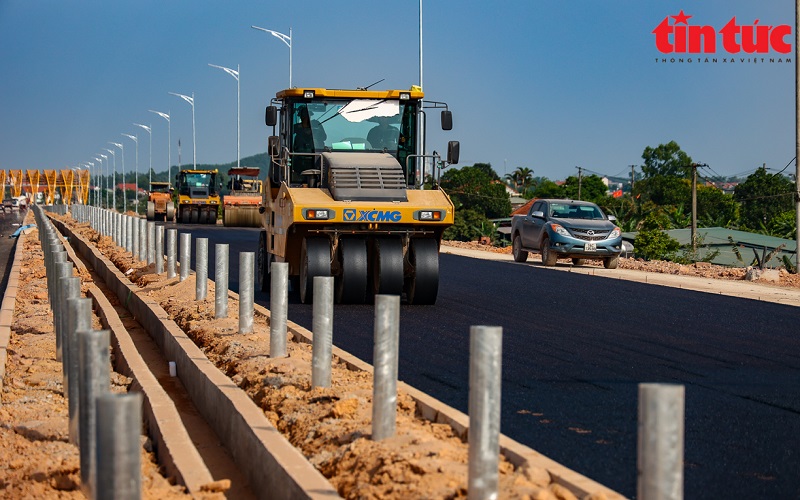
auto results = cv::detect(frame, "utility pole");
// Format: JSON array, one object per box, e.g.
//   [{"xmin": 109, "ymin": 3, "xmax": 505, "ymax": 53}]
[
  {"xmin": 630, "ymin": 165, "xmax": 636, "ymax": 192},
  {"xmin": 576, "ymin": 166, "xmax": 583, "ymax": 200}
]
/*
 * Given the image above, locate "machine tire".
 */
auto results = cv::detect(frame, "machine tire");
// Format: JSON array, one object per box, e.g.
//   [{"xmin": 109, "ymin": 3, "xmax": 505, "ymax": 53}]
[
  {"xmin": 372, "ymin": 238, "xmax": 404, "ymax": 297},
  {"xmin": 300, "ymin": 237, "xmax": 331, "ymax": 304},
  {"xmin": 166, "ymin": 203, "xmax": 175, "ymax": 222},
  {"xmin": 336, "ymin": 238, "xmax": 368, "ymax": 304},
  {"xmin": 604, "ymin": 255, "xmax": 620, "ymax": 269},
  {"xmin": 198, "ymin": 210, "xmax": 208, "ymax": 225},
  {"xmin": 190, "ymin": 209, "xmax": 199, "ymax": 224},
  {"xmin": 572, "ymin": 258, "xmax": 586, "ymax": 266},
  {"xmin": 512, "ymin": 235, "xmax": 528, "ymax": 262},
  {"xmin": 541, "ymin": 237, "xmax": 557, "ymax": 267},
  {"xmin": 147, "ymin": 202, "xmax": 155, "ymax": 221},
  {"xmin": 257, "ymin": 231, "xmax": 271, "ymax": 292},
  {"xmin": 405, "ymin": 238, "xmax": 439, "ymax": 305}
]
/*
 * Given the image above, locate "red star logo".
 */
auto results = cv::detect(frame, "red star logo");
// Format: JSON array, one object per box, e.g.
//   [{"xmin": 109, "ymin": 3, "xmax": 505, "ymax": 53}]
[{"xmin": 671, "ymin": 10, "xmax": 692, "ymax": 25}]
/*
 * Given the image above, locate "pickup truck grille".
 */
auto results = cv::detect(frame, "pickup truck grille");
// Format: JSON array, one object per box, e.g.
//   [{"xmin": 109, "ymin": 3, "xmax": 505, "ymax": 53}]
[{"xmin": 570, "ymin": 228, "xmax": 611, "ymax": 241}]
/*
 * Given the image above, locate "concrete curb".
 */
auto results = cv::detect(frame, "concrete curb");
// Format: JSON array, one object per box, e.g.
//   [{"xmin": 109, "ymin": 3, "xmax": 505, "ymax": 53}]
[
  {"xmin": 0, "ymin": 231, "xmax": 26, "ymax": 399},
  {"xmin": 52, "ymin": 218, "xmax": 340, "ymax": 499}
]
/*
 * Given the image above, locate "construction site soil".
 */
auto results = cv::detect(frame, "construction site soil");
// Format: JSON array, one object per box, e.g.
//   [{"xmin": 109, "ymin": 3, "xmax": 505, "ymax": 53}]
[{"xmin": 4, "ymin": 213, "xmax": 797, "ymax": 498}]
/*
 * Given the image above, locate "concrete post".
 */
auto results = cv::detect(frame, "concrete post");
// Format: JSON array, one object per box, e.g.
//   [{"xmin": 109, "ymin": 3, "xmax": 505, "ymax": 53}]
[
  {"xmin": 167, "ymin": 229, "xmax": 177, "ymax": 279},
  {"xmin": 312, "ymin": 276, "xmax": 334, "ymax": 388},
  {"xmin": 270, "ymin": 262, "xmax": 289, "ymax": 357},
  {"xmin": 372, "ymin": 294, "xmax": 400, "ymax": 441},
  {"xmin": 239, "ymin": 252, "xmax": 254, "ymax": 334},
  {"xmin": 196, "ymin": 238, "xmax": 208, "ymax": 300},
  {"xmin": 638, "ymin": 383, "xmax": 685, "ymax": 500},
  {"xmin": 138, "ymin": 218, "xmax": 147, "ymax": 264},
  {"xmin": 180, "ymin": 233, "xmax": 191, "ymax": 282},
  {"xmin": 54, "ymin": 261, "xmax": 73, "ymax": 361},
  {"xmin": 132, "ymin": 215, "xmax": 140, "ymax": 260},
  {"xmin": 468, "ymin": 325, "xmax": 503, "ymax": 500},
  {"xmin": 156, "ymin": 225, "xmax": 165, "ymax": 274},
  {"xmin": 147, "ymin": 221, "xmax": 156, "ymax": 265},
  {"xmin": 66, "ymin": 296, "xmax": 92, "ymax": 445},
  {"xmin": 95, "ymin": 392, "xmax": 141, "ymax": 500},
  {"xmin": 215, "ymin": 244, "xmax": 229, "ymax": 318},
  {"xmin": 78, "ymin": 329, "xmax": 111, "ymax": 497}
]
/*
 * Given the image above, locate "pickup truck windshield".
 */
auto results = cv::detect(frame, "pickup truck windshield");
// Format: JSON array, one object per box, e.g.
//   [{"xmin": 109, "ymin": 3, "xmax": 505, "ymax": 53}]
[{"xmin": 549, "ymin": 203, "xmax": 605, "ymax": 220}]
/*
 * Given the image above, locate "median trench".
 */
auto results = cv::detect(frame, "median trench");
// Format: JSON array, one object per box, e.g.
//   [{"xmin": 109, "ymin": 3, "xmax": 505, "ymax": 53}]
[
  {"xmin": 49, "ymin": 210, "xmax": 625, "ymax": 500},
  {"xmin": 66, "ymin": 238, "xmax": 254, "ymax": 497}
]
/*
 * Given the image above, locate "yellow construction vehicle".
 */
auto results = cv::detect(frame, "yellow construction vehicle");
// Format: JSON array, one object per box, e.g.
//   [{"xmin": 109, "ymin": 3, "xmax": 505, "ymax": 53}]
[
  {"xmin": 174, "ymin": 169, "xmax": 221, "ymax": 224},
  {"xmin": 146, "ymin": 181, "xmax": 175, "ymax": 221},
  {"xmin": 223, "ymin": 167, "xmax": 263, "ymax": 227},
  {"xmin": 257, "ymin": 87, "xmax": 459, "ymax": 304}
]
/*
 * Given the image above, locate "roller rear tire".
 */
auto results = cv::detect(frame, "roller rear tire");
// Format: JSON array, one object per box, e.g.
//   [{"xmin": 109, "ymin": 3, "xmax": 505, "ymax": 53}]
[
  {"xmin": 300, "ymin": 237, "xmax": 331, "ymax": 304},
  {"xmin": 372, "ymin": 238, "xmax": 404, "ymax": 297},
  {"xmin": 405, "ymin": 238, "xmax": 439, "ymax": 305},
  {"xmin": 336, "ymin": 238, "xmax": 368, "ymax": 304}
]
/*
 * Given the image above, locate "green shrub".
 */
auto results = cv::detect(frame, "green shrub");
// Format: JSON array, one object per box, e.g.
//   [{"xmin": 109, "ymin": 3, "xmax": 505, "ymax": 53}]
[
  {"xmin": 443, "ymin": 209, "xmax": 493, "ymax": 242},
  {"xmin": 634, "ymin": 229, "xmax": 680, "ymax": 261}
]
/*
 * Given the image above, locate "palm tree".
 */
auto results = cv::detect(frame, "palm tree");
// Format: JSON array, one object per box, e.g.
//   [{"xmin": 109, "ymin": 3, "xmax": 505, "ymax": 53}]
[{"xmin": 506, "ymin": 167, "xmax": 534, "ymax": 193}]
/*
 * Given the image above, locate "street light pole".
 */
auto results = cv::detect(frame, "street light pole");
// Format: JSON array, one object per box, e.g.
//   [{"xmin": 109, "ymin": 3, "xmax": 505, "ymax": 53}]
[
  {"xmin": 82, "ymin": 163, "xmax": 93, "ymax": 206},
  {"xmin": 109, "ymin": 142, "xmax": 126, "ymax": 213},
  {"xmin": 209, "ymin": 63, "xmax": 240, "ymax": 168},
  {"xmin": 94, "ymin": 156, "xmax": 105, "ymax": 207},
  {"xmin": 100, "ymin": 149, "xmax": 111, "ymax": 209},
  {"xmin": 149, "ymin": 110, "xmax": 171, "ymax": 185},
  {"xmin": 134, "ymin": 123, "xmax": 152, "ymax": 190},
  {"xmin": 251, "ymin": 26, "xmax": 292, "ymax": 88},
  {"xmin": 169, "ymin": 92, "xmax": 196, "ymax": 169},
  {"xmin": 83, "ymin": 162, "xmax": 95, "ymax": 206},
  {"xmin": 106, "ymin": 147, "xmax": 117, "ymax": 211},
  {"xmin": 122, "ymin": 133, "xmax": 139, "ymax": 214}
]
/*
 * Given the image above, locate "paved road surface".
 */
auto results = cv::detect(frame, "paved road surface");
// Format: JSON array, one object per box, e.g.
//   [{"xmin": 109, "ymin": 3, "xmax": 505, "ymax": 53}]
[{"xmin": 0, "ymin": 208, "xmax": 27, "ymax": 296}]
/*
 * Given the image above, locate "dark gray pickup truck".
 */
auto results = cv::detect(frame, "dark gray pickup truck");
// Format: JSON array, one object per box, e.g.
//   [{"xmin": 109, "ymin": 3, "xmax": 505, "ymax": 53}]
[{"xmin": 510, "ymin": 198, "xmax": 623, "ymax": 268}]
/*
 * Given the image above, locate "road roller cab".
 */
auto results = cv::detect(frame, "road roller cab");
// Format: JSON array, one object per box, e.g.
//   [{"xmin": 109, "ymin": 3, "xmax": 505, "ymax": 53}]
[
  {"xmin": 223, "ymin": 167, "xmax": 263, "ymax": 227},
  {"xmin": 146, "ymin": 181, "xmax": 175, "ymax": 221},
  {"xmin": 257, "ymin": 87, "xmax": 460, "ymax": 304},
  {"xmin": 175, "ymin": 169, "xmax": 221, "ymax": 224}
]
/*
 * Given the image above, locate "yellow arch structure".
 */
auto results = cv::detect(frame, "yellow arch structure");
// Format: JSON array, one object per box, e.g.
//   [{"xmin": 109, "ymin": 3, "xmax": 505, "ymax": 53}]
[
  {"xmin": 2, "ymin": 168, "xmax": 95, "ymax": 205},
  {"xmin": 8, "ymin": 170, "xmax": 23, "ymax": 198}
]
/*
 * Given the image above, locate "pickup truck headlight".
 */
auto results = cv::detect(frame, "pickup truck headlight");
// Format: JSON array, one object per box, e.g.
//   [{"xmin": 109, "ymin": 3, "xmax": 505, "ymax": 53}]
[
  {"xmin": 608, "ymin": 227, "xmax": 621, "ymax": 239},
  {"xmin": 550, "ymin": 223, "xmax": 570, "ymax": 237}
]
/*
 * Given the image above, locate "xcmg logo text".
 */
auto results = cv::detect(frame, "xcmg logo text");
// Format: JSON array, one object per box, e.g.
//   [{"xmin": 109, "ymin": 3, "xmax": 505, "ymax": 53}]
[
  {"xmin": 653, "ymin": 10, "xmax": 793, "ymax": 64},
  {"xmin": 343, "ymin": 209, "xmax": 402, "ymax": 222}
]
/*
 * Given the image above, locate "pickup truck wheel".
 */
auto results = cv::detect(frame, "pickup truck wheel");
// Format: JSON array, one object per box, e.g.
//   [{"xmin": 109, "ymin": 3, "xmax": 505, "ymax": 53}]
[
  {"xmin": 541, "ymin": 238, "xmax": 557, "ymax": 267},
  {"xmin": 512, "ymin": 235, "xmax": 528, "ymax": 262},
  {"xmin": 604, "ymin": 255, "xmax": 619, "ymax": 269},
  {"xmin": 572, "ymin": 258, "xmax": 586, "ymax": 266}
]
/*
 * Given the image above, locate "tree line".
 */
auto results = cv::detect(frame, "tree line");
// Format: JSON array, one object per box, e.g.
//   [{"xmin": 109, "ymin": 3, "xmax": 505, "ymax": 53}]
[{"xmin": 439, "ymin": 141, "xmax": 797, "ymax": 263}]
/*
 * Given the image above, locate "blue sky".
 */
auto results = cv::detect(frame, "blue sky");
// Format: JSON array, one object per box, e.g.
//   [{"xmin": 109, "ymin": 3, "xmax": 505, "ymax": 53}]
[{"xmin": 0, "ymin": 1, "xmax": 795, "ymax": 182}]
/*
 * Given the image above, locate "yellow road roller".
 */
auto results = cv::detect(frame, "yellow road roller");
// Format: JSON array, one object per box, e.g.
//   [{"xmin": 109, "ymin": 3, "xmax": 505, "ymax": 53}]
[
  {"xmin": 256, "ymin": 86, "xmax": 459, "ymax": 304},
  {"xmin": 175, "ymin": 169, "xmax": 221, "ymax": 224},
  {"xmin": 223, "ymin": 167, "xmax": 263, "ymax": 227}
]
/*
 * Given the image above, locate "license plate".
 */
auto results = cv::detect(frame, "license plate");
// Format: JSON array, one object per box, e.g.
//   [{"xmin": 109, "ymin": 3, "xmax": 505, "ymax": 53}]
[{"xmin": 585, "ymin": 242, "xmax": 596, "ymax": 252}]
